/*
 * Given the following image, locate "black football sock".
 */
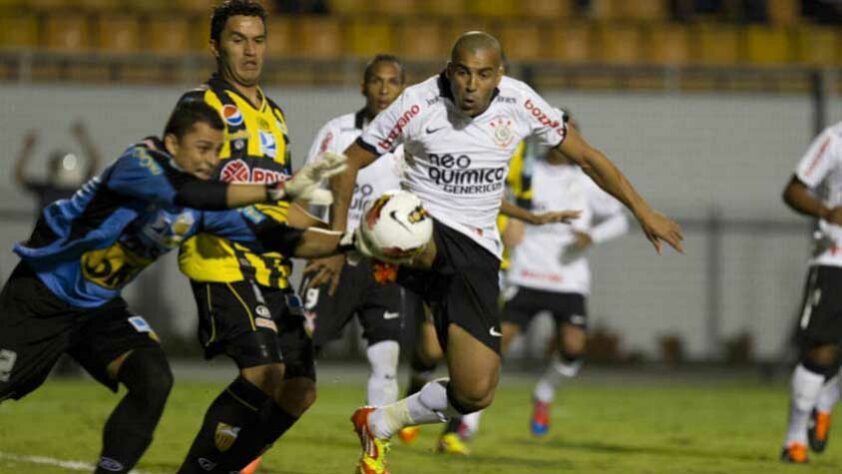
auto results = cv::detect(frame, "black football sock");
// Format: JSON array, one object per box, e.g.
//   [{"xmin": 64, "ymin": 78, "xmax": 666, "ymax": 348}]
[{"xmin": 214, "ymin": 401, "xmax": 300, "ymax": 472}]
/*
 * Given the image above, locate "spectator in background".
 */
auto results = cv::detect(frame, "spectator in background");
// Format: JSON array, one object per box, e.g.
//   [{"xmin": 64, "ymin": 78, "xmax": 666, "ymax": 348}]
[
  {"xmin": 14, "ymin": 121, "xmax": 101, "ymax": 212},
  {"xmin": 272, "ymin": 0, "xmax": 329, "ymax": 14}
]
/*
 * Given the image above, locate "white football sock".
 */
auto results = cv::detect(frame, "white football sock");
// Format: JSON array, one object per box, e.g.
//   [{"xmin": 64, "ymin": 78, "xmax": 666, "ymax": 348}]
[
  {"xmin": 533, "ymin": 354, "xmax": 582, "ymax": 403},
  {"xmin": 816, "ymin": 373, "xmax": 841, "ymax": 413},
  {"xmin": 369, "ymin": 378, "xmax": 452, "ymax": 440},
  {"xmin": 460, "ymin": 411, "xmax": 482, "ymax": 439},
  {"xmin": 785, "ymin": 364, "xmax": 825, "ymax": 445},
  {"xmin": 366, "ymin": 340, "xmax": 400, "ymax": 406}
]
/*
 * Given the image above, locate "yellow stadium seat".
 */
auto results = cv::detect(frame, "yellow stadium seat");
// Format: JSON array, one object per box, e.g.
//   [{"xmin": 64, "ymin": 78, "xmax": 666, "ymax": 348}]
[
  {"xmin": 189, "ymin": 15, "xmax": 211, "ymax": 52},
  {"xmin": 0, "ymin": 13, "xmax": 38, "ymax": 49},
  {"xmin": 125, "ymin": 0, "xmax": 172, "ymax": 13},
  {"xmin": 544, "ymin": 23, "xmax": 592, "ymax": 62},
  {"xmin": 692, "ymin": 25, "xmax": 742, "ymax": 65},
  {"xmin": 794, "ymin": 26, "xmax": 836, "ymax": 66},
  {"xmin": 623, "ymin": 0, "xmax": 668, "ymax": 21},
  {"xmin": 297, "ymin": 16, "xmax": 343, "ymax": 59},
  {"xmin": 447, "ymin": 18, "xmax": 497, "ymax": 44},
  {"xmin": 372, "ymin": 0, "xmax": 419, "ymax": 16},
  {"xmin": 521, "ymin": 0, "xmax": 574, "ymax": 19},
  {"xmin": 330, "ymin": 0, "xmax": 372, "ymax": 15},
  {"xmin": 78, "ymin": 0, "xmax": 121, "ymax": 10},
  {"xmin": 0, "ymin": 0, "xmax": 25, "ymax": 9},
  {"xmin": 347, "ymin": 17, "xmax": 393, "ymax": 57},
  {"xmin": 596, "ymin": 24, "xmax": 643, "ymax": 64},
  {"xmin": 146, "ymin": 18, "xmax": 191, "ymax": 56},
  {"xmin": 95, "ymin": 15, "xmax": 140, "ymax": 54},
  {"xmin": 466, "ymin": 0, "xmax": 517, "ymax": 17},
  {"xmin": 590, "ymin": 0, "xmax": 623, "ymax": 20},
  {"xmin": 767, "ymin": 0, "xmax": 799, "ymax": 25},
  {"xmin": 646, "ymin": 24, "xmax": 689, "ymax": 65},
  {"xmin": 43, "ymin": 14, "xmax": 90, "ymax": 52},
  {"xmin": 499, "ymin": 22, "xmax": 543, "ymax": 62},
  {"xmin": 417, "ymin": 0, "xmax": 466, "ymax": 17},
  {"xmin": 27, "ymin": 0, "xmax": 71, "ymax": 9},
  {"xmin": 265, "ymin": 17, "xmax": 295, "ymax": 58},
  {"xmin": 394, "ymin": 19, "xmax": 446, "ymax": 60},
  {"xmin": 745, "ymin": 26, "xmax": 792, "ymax": 64},
  {"xmin": 176, "ymin": 0, "xmax": 216, "ymax": 14}
]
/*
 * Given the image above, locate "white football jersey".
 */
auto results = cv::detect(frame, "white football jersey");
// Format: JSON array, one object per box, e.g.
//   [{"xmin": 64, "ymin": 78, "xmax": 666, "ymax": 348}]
[
  {"xmin": 305, "ymin": 110, "xmax": 404, "ymax": 232},
  {"xmin": 358, "ymin": 74, "xmax": 567, "ymax": 258},
  {"xmin": 507, "ymin": 160, "xmax": 628, "ymax": 295},
  {"xmin": 794, "ymin": 121, "xmax": 842, "ymax": 267}
]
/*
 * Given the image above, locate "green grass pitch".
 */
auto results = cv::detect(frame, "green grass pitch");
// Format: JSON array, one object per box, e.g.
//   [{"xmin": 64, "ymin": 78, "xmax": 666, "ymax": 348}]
[{"xmin": 1, "ymin": 371, "xmax": 840, "ymax": 473}]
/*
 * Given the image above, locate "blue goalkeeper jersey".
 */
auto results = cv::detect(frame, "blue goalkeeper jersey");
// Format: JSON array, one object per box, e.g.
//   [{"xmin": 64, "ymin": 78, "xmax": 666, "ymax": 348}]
[{"xmin": 14, "ymin": 137, "xmax": 286, "ymax": 308}]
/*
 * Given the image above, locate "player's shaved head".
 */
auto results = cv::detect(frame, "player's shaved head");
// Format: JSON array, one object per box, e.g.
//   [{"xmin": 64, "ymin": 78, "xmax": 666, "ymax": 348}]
[{"xmin": 450, "ymin": 31, "xmax": 503, "ymax": 67}]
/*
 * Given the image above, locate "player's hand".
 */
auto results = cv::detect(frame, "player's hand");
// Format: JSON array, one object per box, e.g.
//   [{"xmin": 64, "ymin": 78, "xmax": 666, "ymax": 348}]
[
  {"xmin": 269, "ymin": 152, "xmax": 348, "ymax": 204},
  {"xmin": 304, "ymin": 254, "xmax": 346, "ymax": 296},
  {"xmin": 530, "ymin": 209, "xmax": 581, "ymax": 225},
  {"xmin": 572, "ymin": 230, "xmax": 593, "ymax": 250},
  {"xmin": 824, "ymin": 206, "xmax": 842, "ymax": 226},
  {"xmin": 639, "ymin": 209, "xmax": 684, "ymax": 254}
]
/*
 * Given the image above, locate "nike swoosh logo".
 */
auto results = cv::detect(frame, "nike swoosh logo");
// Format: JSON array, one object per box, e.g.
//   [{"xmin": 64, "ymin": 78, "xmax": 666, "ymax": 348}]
[
  {"xmin": 489, "ymin": 327, "xmax": 502, "ymax": 337},
  {"xmin": 383, "ymin": 311, "xmax": 400, "ymax": 320},
  {"xmin": 426, "ymin": 126, "xmax": 445, "ymax": 134},
  {"xmin": 389, "ymin": 210, "xmax": 412, "ymax": 232}
]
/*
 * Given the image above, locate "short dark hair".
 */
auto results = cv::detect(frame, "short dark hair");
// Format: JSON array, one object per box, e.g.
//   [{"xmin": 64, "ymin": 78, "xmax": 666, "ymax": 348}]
[
  {"xmin": 164, "ymin": 101, "xmax": 225, "ymax": 139},
  {"xmin": 364, "ymin": 54, "xmax": 406, "ymax": 85},
  {"xmin": 210, "ymin": 0, "xmax": 267, "ymax": 43}
]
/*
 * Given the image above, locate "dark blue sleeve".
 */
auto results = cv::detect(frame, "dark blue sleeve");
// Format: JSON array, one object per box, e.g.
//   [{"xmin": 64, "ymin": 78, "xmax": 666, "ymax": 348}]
[
  {"xmin": 105, "ymin": 147, "xmax": 178, "ymax": 206},
  {"xmin": 203, "ymin": 206, "xmax": 304, "ymax": 255}
]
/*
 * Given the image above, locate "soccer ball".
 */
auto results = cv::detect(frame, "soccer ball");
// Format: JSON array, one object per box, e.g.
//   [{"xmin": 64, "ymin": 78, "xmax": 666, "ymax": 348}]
[{"xmin": 358, "ymin": 190, "xmax": 433, "ymax": 264}]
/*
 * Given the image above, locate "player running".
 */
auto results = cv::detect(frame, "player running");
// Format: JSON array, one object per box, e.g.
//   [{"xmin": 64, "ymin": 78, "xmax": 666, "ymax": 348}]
[
  {"xmin": 779, "ymin": 121, "xmax": 842, "ymax": 463},
  {"xmin": 327, "ymin": 32, "xmax": 684, "ymax": 474},
  {"xmin": 0, "ymin": 101, "xmax": 347, "ymax": 474}
]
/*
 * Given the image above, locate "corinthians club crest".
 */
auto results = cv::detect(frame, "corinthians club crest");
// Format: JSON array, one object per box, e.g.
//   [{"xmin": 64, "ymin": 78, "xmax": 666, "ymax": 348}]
[{"xmin": 489, "ymin": 115, "xmax": 515, "ymax": 148}]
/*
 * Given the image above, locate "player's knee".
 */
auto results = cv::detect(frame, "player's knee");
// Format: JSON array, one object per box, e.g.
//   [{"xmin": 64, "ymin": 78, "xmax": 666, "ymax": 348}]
[
  {"xmin": 802, "ymin": 344, "xmax": 839, "ymax": 374},
  {"xmin": 242, "ymin": 363, "xmax": 286, "ymax": 401},
  {"xmin": 280, "ymin": 377, "xmax": 317, "ymax": 417},
  {"xmin": 117, "ymin": 347, "xmax": 173, "ymax": 410},
  {"xmin": 448, "ymin": 379, "xmax": 496, "ymax": 413}
]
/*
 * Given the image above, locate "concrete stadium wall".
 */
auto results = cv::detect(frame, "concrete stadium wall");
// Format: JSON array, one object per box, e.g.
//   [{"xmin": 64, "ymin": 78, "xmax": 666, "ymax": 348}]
[{"xmin": 0, "ymin": 83, "xmax": 839, "ymax": 360}]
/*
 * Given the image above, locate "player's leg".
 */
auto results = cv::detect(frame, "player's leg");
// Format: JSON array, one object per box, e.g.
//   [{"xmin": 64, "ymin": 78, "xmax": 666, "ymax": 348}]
[
  {"xmin": 358, "ymin": 276, "xmax": 404, "ymax": 407},
  {"xmin": 811, "ymin": 363, "xmax": 841, "ymax": 453},
  {"xmin": 399, "ymin": 307, "xmax": 440, "ymax": 444}
]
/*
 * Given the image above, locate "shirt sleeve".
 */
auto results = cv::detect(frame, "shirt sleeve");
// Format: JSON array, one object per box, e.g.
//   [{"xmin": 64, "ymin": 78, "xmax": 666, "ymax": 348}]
[
  {"xmin": 203, "ymin": 206, "xmax": 304, "ymax": 255},
  {"xmin": 795, "ymin": 127, "xmax": 840, "ymax": 188},
  {"xmin": 105, "ymin": 147, "xmax": 179, "ymax": 205},
  {"xmin": 517, "ymin": 85, "xmax": 567, "ymax": 149},
  {"xmin": 358, "ymin": 90, "xmax": 420, "ymax": 156}
]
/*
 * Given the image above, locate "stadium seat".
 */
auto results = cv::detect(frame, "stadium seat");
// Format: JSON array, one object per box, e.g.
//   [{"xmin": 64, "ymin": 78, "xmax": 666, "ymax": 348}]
[
  {"xmin": 793, "ymin": 27, "xmax": 836, "ymax": 66},
  {"xmin": 329, "ymin": 0, "xmax": 372, "ymax": 15},
  {"xmin": 544, "ymin": 23, "xmax": 592, "ymax": 63},
  {"xmin": 466, "ymin": 0, "xmax": 517, "ymax": 18},
  {"xmin": 43, "ymin": 14, "xmax": 90, "ymax": 52},
  {"xmin": 744, "ymin": 26, "xmax": 793, "ymax": 64},
  {"xmin": 417, "ymin": 0, "xmax": 466, "ymax": 17},
  {"xmin": 692, "ymin": 24, "xmax": 742, "ymax": 65},
  {"xmin": 521, "ymin": 0, "xmax": 574, "ymax": 20},
  {"xmin": 26, "ymin": 0, "xmax": 71, "ymax": 9},
  {"xmin": 372, "ymin": 0, "xmax": 419, "ymax": 16},
  {"xmin": 78, "ymin": 0, "xmax": 121, "ymax": 10},
  {"xmin": 95, "ymin": 15, "xmax": 140, "ymax": 54},
  {"xmin": 623, "ymin": 0, "xmax": 668, "ymax": 21},
  {"xmin": 0, "ymin": 0, "xmax": 24, "ymax": 9},
  {"xmin": 146, "ymin": 18, "xmax": 191, "ymax": 56},
  {"xmin": 596, "ymin": 24, "xmax": 643, "ymax": 64},
  {"xmin": 499, "ymin": 22, "xmax": 543, "ymax": 62},
  {"xmin": 347, "ymin": 17, "xmax": 393, "ymax": 58},
  {"xmin": 394, "ymin": 19, "xmax": 446, "ymax": 60},
  {"xmin": 447, "ymin": 18, "xmax": 497, "ymax": 44},
  {"xmin": 125, "ymin": 0, "xmax": 173, "ymax": 13},
  {"xmin": 0, "ymin": 13, "xmax": 38, "ymax": 50},
  {"xmin": 589, "ymin": 0, "xmax": 623, "ymax": 20},
  {"xmin": 265, "ymin": 17, "xmax": 295, "ymax": 58},
  {"xmin": 297, "ymin": 16, "xmax": 343, "ymax": 59},
  {"xmin": 176, "ymin": 0, "xmax": 216, "ymax": 15},
  {"xmin": 767, "ymin": 0, "xmax": 799, "ymax": 25},
  {"xmin": 189, "ymin": 15, "xmax": 210, "ymax": 52},
  {"xmin": 646, "ymin": 24, "xmax": 690, "ymax": 65}
]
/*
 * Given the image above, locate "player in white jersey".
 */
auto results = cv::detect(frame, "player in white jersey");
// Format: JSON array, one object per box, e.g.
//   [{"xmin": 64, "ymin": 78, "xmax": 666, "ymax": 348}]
[
  {"xmin": 502, "ymin": 113, "xmax": 628, "ymax": 436},
  {"xmin": 326, "ymin": 32, "xmax": 684, "ymax": 474},
  {"xmin": 779, "ymin": 121, "xmax": 842, "ymax": 463},
  {"xmin": 300, "ymin": 54, "xmax": 419, "ymax": 411}
]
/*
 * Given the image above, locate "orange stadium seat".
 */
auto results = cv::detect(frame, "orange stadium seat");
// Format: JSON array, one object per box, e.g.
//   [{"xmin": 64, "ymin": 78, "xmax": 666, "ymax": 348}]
[
  {"xmin": 329, "ymin": 0, "xmax": 372, "ymax": 15},
  {"xmin": 394, "ymin": 19, "xmax": 446, "ymax": 61},
  {"xmin": 146, "ymin": 18, "xmax": 191, "ymax": 56},
  {"xmin": 794, "ymin": 26, "xmax": 837, "ymax": 66},
  {"xmin": 95, "ymin": 15, "xmax": 140, "ymax": 54},
  {"xmin": 297, "ymin": 16, "xmax": 343, "ymax": 59},
  {"xmin": 767, "ymin": 0, "xmax": 799, "ymax": 25},
  {"xmin": 347, "ymin": 17, "xmax": 393, "ymax": 57},
  {"xmin": 0, "ymin": 13, "xmax": 38, "ymax": 49},
  {"xmin": 544, "ymin": 23, "xmax": 592, "ymax": 62},
  {"xmin": 466, "ymin": 0, "xmax": 517, "ymax": 18},
  {"xmin": 521, "ymin": 0, "xmax": 574, "ymax": 20},
  {"xmin": 744, "ymin": 26, "xmax": 793, "ymax": 64},
  {"xmin": 596, "ymin": 24, "xmax": 643, "ymax": 64},
  {"xmin": 499, "ymin": 22, "xmax": 544, "ymax": 62},
  {"xmin": 265, "ymin": 17, "xmax": 295, "ymax": 58},
  {"xmin": 372, "ymin": 0, "xmax": 419, "ymax": 16},
  {"xmin": 417, "ymin": 0, "xmax": 466, "ymax": 17},
  {"xmin": 646, "ymin": 24, "xmax": 690, "ymax": 65},
  {"xmin": 43, "ymin": 14, "xmax": 90, "ymax": 52},
  {"xmin": 692, "ymin": 24, "xmax": 742, "ymax": 65},
  {"xmin": 623, "ymin": 0, "xmax": 669, "ymax": 21}
]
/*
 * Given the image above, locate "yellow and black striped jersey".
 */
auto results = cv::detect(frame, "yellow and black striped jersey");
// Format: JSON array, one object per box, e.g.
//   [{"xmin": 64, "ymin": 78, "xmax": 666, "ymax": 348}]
[
  {"xmin": 177, "ymin": 75, "xmax": 294, "ymax": 289},
  {"xmin": 499, "ymin": 140, "xmax": 533, "ymax": 270}
]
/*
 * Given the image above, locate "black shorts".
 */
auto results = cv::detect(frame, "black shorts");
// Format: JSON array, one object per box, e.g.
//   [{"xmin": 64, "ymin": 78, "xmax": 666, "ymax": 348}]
[
  {"xmin": 397, "ymin": 220, "xmax": 502, "ymax": 354},
  {"xmin": 0, "ymin": 262, "xmax": 160, "ymax": 402},
  {"xmin": 190, "ymin": 280, "xmax": 315, "ymax": 380},
  {"xmin": 502, "ymin": 286, "xmax": 588, "ymax": 330},
  {"xmin": 300, "ymin": 259, "xmax": 404, "ymax": 349},
  {"xmin": 797, "ymin": 265, "xmax": 842, "ymax": 347}
]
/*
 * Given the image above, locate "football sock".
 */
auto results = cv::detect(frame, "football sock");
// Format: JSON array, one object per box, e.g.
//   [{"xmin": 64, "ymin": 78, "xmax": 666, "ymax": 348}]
[
  {"xmin": 460, "ymin": 411, "xmax": 482, "ymax": 439},
  {"xmin": 533, "ymin": 353, "xmax": 582, "ymax": 403},
  {"xmin": 785, "ymin": 363, "xmax": 825, "ymax": 445},
  {"xmin": 213, "ymin": 400, "xmax": 299, "ymax": 472},
  {"xmin": 177, "ymin": 376, "xmax": 269, "ymax": 473},
  {"xmin": 366, "ymin": 340, "xmax": 400, "ymax": 406},
  {"xmin": 816, "ymin": 373, "xmax": 841, "ymax": 413},
  {"xmin": 370, "ymin": 378, "xmax": 455, "ymax": 439},
  {"xmin": 96, "ymin": 347, "xmax": 173, "ymax": 474}
]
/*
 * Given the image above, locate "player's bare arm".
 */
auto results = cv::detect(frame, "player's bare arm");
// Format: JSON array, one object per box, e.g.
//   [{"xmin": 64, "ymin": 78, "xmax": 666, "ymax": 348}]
[
  {"xmin": 499, "ymin": 198, "xmax": 580, "ymax": 225},
  {"xmin": 783, "ymin": 176, "xmax": 842, "ymax": 225},
  {"xmin": 557, "ymin": 126, "xmax": 684, "ymax": 253}
]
